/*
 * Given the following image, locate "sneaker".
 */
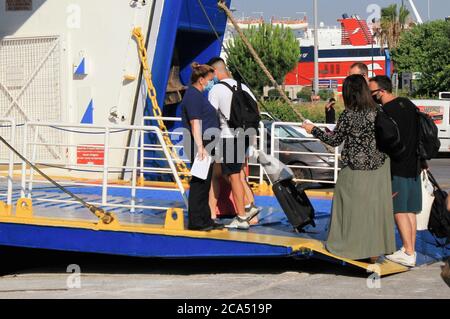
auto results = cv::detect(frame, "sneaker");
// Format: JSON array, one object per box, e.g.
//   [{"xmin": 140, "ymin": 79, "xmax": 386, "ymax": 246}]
[
  {"xmin": 385, "ymin": 250, "xmax": 417, "ymax": 267},
  {"xmin": 225, "ymin": 217, "xmax": 250, "ymax": 230},
  {"xmin": 245, "ymin": 204, "xmax": 262, "ymax": 222},
  {"xmin": 386, "ymin": 247, "xmax": 406, "ymax": 260}
]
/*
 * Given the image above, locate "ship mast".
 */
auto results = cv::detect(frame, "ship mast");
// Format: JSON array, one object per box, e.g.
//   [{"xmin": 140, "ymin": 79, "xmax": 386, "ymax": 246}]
[
  {"xmin": 313, "ymin": 0, "xmax": 319, "ymax": 94},
  {"xmin": 408, "ymin": 0, "xmax": 424, "ymax": 24}
]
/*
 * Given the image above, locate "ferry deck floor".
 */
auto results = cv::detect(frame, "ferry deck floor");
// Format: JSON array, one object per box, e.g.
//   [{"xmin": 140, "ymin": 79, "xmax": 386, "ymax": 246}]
[{"xmin": 0, "ymin": 182, "xmax": 448, "ymax": 278}]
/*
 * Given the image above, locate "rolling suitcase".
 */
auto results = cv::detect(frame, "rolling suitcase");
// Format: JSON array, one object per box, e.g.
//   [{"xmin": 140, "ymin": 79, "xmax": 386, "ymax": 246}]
[
  {"xmin": 258, "ymin": 151, "xmax": 316, "ymax": 232},
  {"xmin": 272, "ymin": 179, "xmax": 316, "ymax": 232}
]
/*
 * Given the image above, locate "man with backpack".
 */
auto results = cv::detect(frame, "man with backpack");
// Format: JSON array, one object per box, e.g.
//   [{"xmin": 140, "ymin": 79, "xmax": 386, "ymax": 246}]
[
  {"xmin": 207, "ymin": 57, "xmax": 261, "ymax": 229},
  {"xmin": 369, "ymin": 76, "xmax": 422, "ymax": 267}
]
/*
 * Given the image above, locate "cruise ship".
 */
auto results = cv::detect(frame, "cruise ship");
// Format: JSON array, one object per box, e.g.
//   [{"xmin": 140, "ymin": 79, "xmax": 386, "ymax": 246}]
[
  {"xmin": 286, "ymin": 14, "xmax": 391, "ymax": 93},
  {"xmin": 226, "ymin": 14, "xmax": 391, "ymax": 93}
]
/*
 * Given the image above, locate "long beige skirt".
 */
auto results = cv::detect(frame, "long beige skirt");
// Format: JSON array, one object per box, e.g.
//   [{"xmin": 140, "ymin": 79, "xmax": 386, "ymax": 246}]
[{"xmin": 326, "ymin": 159, "xmax": 397, "ymax": 260}]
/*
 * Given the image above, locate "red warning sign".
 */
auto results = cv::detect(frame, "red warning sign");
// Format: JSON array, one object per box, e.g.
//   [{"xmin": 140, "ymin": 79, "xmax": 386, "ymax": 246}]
[{"xmin": 77, "ymin": 144, "xmax": 105, "ymax": 165}]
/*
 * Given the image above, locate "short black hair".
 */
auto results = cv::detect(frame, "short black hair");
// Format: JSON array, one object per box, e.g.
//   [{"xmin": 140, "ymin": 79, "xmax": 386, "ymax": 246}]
[
  {"xmin": 369, "ymin": 75, "xmax": 393, "ymax": 93},
  {"xmin": 206, "ymin": 56, "xmax": 225, "ymax": 66},
  {"xmin": 350, "ymin": 62, "xmax": 369, "ymax": 76},
  {"xmin": 329, "ymin": 98, "xmax": 336, "ymax": 103}
]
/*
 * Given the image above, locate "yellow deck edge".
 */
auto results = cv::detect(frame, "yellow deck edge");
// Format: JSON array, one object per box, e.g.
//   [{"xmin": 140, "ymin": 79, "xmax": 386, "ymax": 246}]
[{"xmin": 0, "ymin": 215, "xmax": 408, "ymax": 276}]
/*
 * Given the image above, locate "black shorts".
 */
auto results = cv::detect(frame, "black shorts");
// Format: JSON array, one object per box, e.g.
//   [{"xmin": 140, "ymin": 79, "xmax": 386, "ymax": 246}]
[{"xmin": 219, "ymin": 137, "xmax": 249, "ymax": 176}]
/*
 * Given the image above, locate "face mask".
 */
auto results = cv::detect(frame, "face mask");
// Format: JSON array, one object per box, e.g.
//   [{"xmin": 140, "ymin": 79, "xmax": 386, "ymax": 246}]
[
  {"xmin": 204, "ymin": 80, "xmax": 215, "ymax": 92},
  {"xmin": 213, "ymin": 76, "xmax": 219, "ymax": 84},
  {"xmin": 372, "ymin": 94, "xmax": 382, "ymax": 105}
]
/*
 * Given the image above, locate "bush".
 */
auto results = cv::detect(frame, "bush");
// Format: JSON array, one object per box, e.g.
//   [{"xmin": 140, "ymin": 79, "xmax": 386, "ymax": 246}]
[
  {"xmin": 297, "ymin": 87, "xmax": 312, "ymax": 101},
  {"xmin": 318, "ymin": 90, "xmax": 335, "ymax": 101},
  {"xmin": 261, "ymin": 99, "xmax": 345, "ymax": 123},
  {"xmin": 262, "ymin": 100, "xmax": 299, "ymax": 122},
  {"xmin": 268, "ymin": 88, "xmax": 290, "ymax": 99}
]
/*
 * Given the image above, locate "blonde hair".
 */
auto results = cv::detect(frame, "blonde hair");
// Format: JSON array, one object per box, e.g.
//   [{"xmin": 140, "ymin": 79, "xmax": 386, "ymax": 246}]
[{"xmin": 190, "ymin": 62, "xmax": 215, "ymax": 84}]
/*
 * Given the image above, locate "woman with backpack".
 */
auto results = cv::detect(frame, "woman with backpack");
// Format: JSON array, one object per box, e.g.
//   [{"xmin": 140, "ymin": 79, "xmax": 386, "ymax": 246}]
[{"xmin": 302, "ymin": 75, "xmax": 396, "ymax": 262}]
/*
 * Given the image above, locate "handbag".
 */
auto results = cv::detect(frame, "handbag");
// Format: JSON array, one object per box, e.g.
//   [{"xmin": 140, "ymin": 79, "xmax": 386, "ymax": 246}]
[
  {"xmin": 427, "ymin": 171, "xmax": 450, "ymax": 239},
  {"xmin": 416, "ymin": 170, "xmax": 435, "ymax": 230}
]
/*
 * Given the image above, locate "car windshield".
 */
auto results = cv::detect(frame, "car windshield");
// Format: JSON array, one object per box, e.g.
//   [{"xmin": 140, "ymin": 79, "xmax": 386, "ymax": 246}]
[{"xmin": 265, "ymin": 123, "xmax": 306, "ymax": 139}]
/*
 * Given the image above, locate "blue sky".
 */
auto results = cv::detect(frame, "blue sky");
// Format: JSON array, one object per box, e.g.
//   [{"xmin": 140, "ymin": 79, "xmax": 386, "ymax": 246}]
[{"xmin": 230, "ymin": 0, "xmax": 450, "ymax": 27}]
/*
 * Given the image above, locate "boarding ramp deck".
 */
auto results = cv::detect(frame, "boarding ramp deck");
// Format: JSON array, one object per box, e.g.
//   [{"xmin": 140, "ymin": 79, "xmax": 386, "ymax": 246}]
[{"xmin": 0, "ymin": 120, "xmax": 448, "ymax": 277}]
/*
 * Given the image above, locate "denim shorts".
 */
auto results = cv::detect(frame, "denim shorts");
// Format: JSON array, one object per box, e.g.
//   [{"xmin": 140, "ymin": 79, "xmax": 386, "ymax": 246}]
[{"xmin": 392, "ymin": 175, "xmax": 422, "ymax": 214}]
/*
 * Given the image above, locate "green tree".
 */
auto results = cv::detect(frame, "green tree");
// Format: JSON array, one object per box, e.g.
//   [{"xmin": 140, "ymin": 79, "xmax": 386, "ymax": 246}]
[
  {"xmin": 375, "ymin": 4, "xmax": 410, "ymax": 50},
  {"xmin": 392, "ymin": 20, "xmax": 450, "ymax": 97},
  {"xmin": 226, "ymin": 23, "xmax": 300, "ymax": 96}
]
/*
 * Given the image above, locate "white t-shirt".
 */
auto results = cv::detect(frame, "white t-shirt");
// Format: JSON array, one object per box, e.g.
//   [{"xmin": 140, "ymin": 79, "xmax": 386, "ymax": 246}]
[{"xmin": 208, "ymin": 78, "xmax": 257, "ymax": 138}]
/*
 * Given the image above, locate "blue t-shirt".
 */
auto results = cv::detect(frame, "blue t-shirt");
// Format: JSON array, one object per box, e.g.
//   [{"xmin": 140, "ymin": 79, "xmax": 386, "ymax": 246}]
[{"xmin": 181, "ymin": 86, "xmax": 219, "ymax": 136}]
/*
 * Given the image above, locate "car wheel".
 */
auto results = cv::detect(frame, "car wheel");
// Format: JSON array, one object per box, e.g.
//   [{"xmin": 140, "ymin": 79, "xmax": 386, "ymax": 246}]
[{"xmin": 290, "ymin": 162, "xmax": 312, "ymax": 182}]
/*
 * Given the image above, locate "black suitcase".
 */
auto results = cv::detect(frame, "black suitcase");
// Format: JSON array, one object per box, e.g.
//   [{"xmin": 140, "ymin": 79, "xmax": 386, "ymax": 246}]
[{"xmin": 272, "ymin": 179, "xmax": 316, "ymax": 232}]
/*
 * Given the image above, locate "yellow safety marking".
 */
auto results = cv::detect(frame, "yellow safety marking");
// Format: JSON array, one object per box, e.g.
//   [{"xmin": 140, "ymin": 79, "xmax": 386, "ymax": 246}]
[
  {"xmin": 0, "ymin": 201, "xmax": 12, "ymax": 217},
  {"xmin": 132, "ymin": 27, "xmax": 190, "ymax": 177},
  {"xmin": 289, "ymin": 239, "xmax": 408, "ymax": 276},
  {"xmin": 15, "ymin": 198, "xmax": 33, "ymax": 219},
  {"xmin": 94, "ymin": 213, "xmax": 121, "ymax": 231},
  {"xmin": 164, "ymin": 208, "xmax": 185, "ymax": 231},
  {"xmin": 0, "ymin": 213, "xmax": 407, "ymax": 276},
  {"xmin": 307, "ymin": 190, "xmax": 334, "ymax": 199}
]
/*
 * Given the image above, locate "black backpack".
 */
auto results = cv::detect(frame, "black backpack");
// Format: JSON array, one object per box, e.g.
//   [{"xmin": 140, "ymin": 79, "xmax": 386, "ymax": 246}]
[
  {"xmin": 375, "ymin": 107, "xmax": 406, "ymax": 160},
  {"xmin": 416, "ymin": 109, "xmax": 441, "ymax": 160},
  {"xmin": 427, "ymin": 171, "xmax": 450, "ymax": 241},
  {"xmin": 218, "ymin": 81, "xmax": 261, "ymax": 132}
]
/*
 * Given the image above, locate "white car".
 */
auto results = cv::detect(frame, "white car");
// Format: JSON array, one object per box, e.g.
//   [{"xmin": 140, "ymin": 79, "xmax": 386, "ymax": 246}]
[{"xmin": 413, "ymin": 99, "xmax": 450, "ymax": 154}]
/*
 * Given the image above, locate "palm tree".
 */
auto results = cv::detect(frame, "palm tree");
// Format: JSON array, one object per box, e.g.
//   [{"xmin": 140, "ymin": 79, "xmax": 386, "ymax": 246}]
[{"xmin": 375, "ymin": 3, "xmax": 411, "ymax": 50}]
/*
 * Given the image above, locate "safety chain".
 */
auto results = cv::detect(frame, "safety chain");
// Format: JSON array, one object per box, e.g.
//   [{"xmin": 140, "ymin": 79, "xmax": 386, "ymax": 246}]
[{"xmin": 133, "ymin": 27, "xmax": 190, "ymax": 177}]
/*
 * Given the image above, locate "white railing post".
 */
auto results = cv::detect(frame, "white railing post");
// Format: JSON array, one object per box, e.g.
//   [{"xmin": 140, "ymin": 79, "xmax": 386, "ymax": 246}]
[
  {"xmin": 270, "ymin": 122, "xmax": 276, "ymax": 158},
  {"xmin": 0, "ymin": 119, "xmax": 15, "ymax": 206},
  {"xmin": 102, "ymin": 127, "xmax": 110, "ymax": 206},
  {"xmin": 20, "ymin": 122, "xmax": 28, "ymax": 198},
  {"xmin": 8, "ymin": 119, "xmax": 15, "ymax": 206},
  {"xmin": 140, "ymin": 129, "xmax": 145, "ymax": 183},
  {"xmin": 130, "ymin": 129, "xmax": 140, "ymax": 213},
  {"xmin": 258, "ymin": 121, "xmax": 265, "ymax": 186},
  {"xmin": 154, "ymin": 128, "xmax": 188, "ymax": 208},
  {"xmin": 27, "ymin": 125, "xmax": 39, "ymax": 198},
  {"xmin": 334, "ymin": 146, "xmax": 339, "ymax": 183}
]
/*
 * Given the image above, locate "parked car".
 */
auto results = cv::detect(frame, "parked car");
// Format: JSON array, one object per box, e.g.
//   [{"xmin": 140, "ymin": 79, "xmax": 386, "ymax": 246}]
[{"xmin": 250, "ymin": 113, "xmax": 340, "ymax": 183}]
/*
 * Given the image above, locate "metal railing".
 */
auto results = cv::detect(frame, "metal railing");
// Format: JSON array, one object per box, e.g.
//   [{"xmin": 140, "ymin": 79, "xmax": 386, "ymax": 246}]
[
  {"xmin": 141, "ymin": 116, "xmax": 188, "ymax": 183},
  {"xmin": 0, "ymin": 117, "xmax": 339, "ymax": 220},
  {"xmin": 19, "ymin": 122, "xmax": 188, "ymax": 213},
  {"xmin": 141, "ymin": 116, "xmax": 340, "ymax": 185},
  {"xmin": 269, "ymin": 122, "xmax": 340, "ymax": 184},
  {"xmin": 0, "ymin": 118, "xmax": 16, "ymax": 206}
]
